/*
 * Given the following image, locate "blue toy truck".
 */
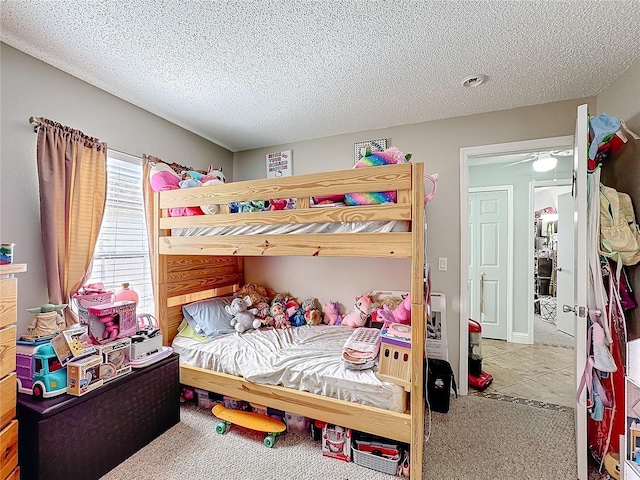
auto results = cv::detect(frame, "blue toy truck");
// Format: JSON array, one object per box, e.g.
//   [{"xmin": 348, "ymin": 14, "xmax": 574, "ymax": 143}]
[{"xmin": 16, "ymin": 343, "xmax": 67, "ymax": 398}]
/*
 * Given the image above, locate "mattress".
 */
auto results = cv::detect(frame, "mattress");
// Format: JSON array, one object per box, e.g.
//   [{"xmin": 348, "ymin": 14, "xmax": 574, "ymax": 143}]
[
  {"xmin": 172, "ymin": 220, "xmax": 409, "ymax": 237},
  {"xmin": 172, "ymin": 325, "xmax": 406, "ymax": 412}
]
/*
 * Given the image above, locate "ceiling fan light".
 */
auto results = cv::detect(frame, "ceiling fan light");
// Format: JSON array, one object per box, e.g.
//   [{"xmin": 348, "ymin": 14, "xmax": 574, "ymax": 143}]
[{"xmin": 532, "ymin": 155, "xmax": 557, "ymax": 172}]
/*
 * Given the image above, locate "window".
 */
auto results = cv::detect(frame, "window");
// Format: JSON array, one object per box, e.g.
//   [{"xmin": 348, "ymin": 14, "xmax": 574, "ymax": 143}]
[{"xmin": 87, "ymin": 151, "xmax": 155, "ymax": 316}]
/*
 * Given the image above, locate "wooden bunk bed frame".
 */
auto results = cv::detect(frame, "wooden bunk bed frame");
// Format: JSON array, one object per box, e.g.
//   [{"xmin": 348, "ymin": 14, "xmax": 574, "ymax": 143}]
[{"xmin": 152, "ymin": 162, "xmax": 426, "ymax": 479}]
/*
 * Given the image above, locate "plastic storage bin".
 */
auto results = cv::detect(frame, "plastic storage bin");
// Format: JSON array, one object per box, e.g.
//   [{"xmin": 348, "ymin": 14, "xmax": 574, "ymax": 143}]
[{"xmin": 352, "ymin": 446, "xmax": 400, "ymax": 475}]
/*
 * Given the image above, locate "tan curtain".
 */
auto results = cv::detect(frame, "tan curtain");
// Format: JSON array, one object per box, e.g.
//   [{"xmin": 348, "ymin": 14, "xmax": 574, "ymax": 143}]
[
  {"xmin": 36, "ymin": 118, "xmax": 107, "ymax": 326},
  {"xmin": 141, "ymin": 154, "xmax": 157, "ymax": 283},
  {"xmin": 142, "ymin": 153, "xmax": 205, "ymax": 279}
]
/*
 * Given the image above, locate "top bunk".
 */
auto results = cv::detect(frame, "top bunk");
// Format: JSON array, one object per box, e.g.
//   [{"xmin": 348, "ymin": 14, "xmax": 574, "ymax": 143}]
[{"xmin": 153, "ymin": 162, "xmax": 425, "ymax": 258}]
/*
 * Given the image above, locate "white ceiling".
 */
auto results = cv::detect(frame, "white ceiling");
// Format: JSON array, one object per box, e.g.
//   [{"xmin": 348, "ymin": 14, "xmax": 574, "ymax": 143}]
[{"xmin": 2, "ymin": 1, "xmax": 639, "ymax": 152}]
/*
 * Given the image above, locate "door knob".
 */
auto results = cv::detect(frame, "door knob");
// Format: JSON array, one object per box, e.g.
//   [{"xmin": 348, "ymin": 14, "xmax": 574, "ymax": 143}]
[
  {"xmin": 563, "ymin": 305, "xmax": 602, "ymax": 317},
  {"xmin": 556, "ymin": 267, "xmax": 562, "ymax": 272}
]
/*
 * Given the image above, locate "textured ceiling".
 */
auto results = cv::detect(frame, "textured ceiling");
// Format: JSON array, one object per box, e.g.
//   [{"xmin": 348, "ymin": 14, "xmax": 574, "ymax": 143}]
[{"xmin": 2, "ymin": 1, "xmax": 639, "ymax": 152}]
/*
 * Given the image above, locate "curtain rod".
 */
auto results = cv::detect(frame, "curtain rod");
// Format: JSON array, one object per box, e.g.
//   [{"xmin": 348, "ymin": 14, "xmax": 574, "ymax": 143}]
[
  {"xmin": 29, "ymin": 116, "xmax": 40, "ymax": 133},
  {"xmin": 27, "ymin": 116, "xmax": 138, "ymax": 159}
]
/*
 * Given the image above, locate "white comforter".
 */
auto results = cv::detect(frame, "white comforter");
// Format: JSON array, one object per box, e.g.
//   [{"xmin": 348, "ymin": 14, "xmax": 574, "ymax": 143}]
[{"xmin": 172, "ymin": 325, "xmax": 406, "ymax": 412}]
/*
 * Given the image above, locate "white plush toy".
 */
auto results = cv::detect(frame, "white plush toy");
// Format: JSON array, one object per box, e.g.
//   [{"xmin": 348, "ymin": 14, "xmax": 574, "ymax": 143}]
[{"xmin": 225, "ymin": 296, "xmax": 261, "ymax": 333}]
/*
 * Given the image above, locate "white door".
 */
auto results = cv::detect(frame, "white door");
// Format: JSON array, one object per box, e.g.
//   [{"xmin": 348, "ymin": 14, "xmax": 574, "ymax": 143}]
[
  {"xmin": 556, "ymin": 192, "xmax": 575, "ymax": 336},
  {"xmin": 569, "ymin": 104, "xmax": 589, "ymax": 480},
  {"xmin": 468, "ymin": 189, "xmax": 510, "ymax": 340}
]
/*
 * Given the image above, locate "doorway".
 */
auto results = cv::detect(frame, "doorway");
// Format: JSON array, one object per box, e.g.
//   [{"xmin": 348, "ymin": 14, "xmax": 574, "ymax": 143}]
[
  {"xmin": 532, "ymin": 183, "xmax": 573, "ymax": 346},
  {"xmin": 459, "ymin": 136, "xmax": 574, "ymax": 398}
]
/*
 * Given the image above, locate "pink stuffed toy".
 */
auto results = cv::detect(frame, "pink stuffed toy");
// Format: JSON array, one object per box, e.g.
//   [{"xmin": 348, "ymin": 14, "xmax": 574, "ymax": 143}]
[
  {"xmin": 269, "ymin": 198, "xmax": 288, "ymax": 210},
  {"xmin": 99, "ymin": 314, "xmax": 119, "ymax": 340},
  {"xmin": 323, "ymin": 301, "xmax": 342, "ymax": 325},
  {"xmin": 392, "ymin": 295, "xmax": 411, "ymax": 324},
  {"xmin": 341, "ymin": 295, "xmax": 372, "ymax": 328}
]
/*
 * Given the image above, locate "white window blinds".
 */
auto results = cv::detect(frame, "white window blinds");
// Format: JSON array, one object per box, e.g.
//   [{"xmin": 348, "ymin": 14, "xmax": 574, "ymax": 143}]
[{"xmin": 87, "ymin": 151, "xmax": 155, "ymax": 316}]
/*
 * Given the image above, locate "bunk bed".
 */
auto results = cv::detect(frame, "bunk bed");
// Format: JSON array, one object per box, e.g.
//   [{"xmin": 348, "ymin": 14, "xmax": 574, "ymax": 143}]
[{"xmin": 151, "ymin": 162, "xmax": 427, "ymax": 479}]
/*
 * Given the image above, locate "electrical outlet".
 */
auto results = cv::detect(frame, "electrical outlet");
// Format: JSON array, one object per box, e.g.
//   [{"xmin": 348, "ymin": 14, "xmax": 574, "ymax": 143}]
[{"xmin": 438, "ymin": 257, "xmax": 447, "ymax": 271}]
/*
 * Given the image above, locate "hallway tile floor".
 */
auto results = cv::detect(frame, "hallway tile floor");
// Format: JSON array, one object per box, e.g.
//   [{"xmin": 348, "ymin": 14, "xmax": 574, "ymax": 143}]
[{"xmin": 471, "ymin": 339, "xmax": 575, "ymax": 408}]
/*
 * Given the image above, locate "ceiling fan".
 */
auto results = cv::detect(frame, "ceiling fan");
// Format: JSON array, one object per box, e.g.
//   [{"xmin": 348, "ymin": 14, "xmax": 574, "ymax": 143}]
[{"xmin": 501, "ymin": 150, "xmax": 573, "ymax": 171}]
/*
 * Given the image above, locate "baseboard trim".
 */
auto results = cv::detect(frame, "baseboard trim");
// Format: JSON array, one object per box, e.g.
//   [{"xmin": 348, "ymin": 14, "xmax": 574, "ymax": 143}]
[{"xmin": 509, "ymin": 331, "xmax": 532, "ymax": 344}]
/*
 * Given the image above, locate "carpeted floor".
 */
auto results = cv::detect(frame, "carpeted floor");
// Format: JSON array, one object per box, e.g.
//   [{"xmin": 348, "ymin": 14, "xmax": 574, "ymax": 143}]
[{"xmin": 101, "ymin": 395, "xmax": 577, "ymax": 480}]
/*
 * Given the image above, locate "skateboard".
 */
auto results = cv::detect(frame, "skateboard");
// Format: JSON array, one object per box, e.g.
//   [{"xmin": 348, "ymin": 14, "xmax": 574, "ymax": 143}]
[{"xmin": 212, "ymin": 404, "xmax": 286, "ymax": 448}]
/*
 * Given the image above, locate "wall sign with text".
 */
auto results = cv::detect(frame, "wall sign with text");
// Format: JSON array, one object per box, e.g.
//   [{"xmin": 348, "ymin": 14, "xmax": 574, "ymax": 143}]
[
  {"xmin": 266, "ymin": 150, "xmax": 292, "ymax": 178},
  {"xmin": 354, "ymin": 139, "xmax": 387, "ymax": 164}
]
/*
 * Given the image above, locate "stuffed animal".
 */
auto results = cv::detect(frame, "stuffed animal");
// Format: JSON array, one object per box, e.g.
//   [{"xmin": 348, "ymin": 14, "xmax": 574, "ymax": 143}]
[
  {"xmin": 341, "ymin": 295, "xmax": 372, "ymax": 328},
  {"xmin": 269, "ymin": 198, "xmax": 288, "ymax": 210},
  {"xmin": 149, "ymin": 162, "xmax": 202, "ymax": 216},
  {"xmin": 254, "ymin": 301, "xmax": 273, "ymax": 326},
  {"xmin": 270, "ymin": 302, "xmax": 290, "ymax": 329},
  {"xmin": 235, "ymin": 283, "xmax": 272, "ymax": 307},
  {"xmin": 323, "ymin": 301, "xmax": 342, "ymax": 325},
  {"xmin": 392, "ymin": 295, "xmax": 411, "ymax": 324},
  {"xmin": 344, "ymin": 147, "xmax": 412, "ymax": 206},
  {"xmin": 225, "ymin": 296, "xmax": 261, "ymax": 333},
  {"xmin": 302, "ymin": 298, "xmax": 322, "ymax": 326},
  {"xmin": 271, "ymin": 292, "xmax": 300, "ymax": 320},
  {"xmin": 200, "ymin": 165, "xmax": 226, "ymax": 185},
  {"xmin": 375, "ymin": 305, "xmax": 397, "ymax": 328}
]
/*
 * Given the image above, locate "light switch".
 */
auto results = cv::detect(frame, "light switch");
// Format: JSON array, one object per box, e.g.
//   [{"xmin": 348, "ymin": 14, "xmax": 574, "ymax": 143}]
[{"xmin": 438, "ymin": 257, "xmax": 447, "ymax": 271}]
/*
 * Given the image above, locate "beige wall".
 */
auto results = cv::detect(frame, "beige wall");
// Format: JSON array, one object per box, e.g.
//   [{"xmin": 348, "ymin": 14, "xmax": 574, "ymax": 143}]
[
  {"xmin": 0, "ymin": 43, "xmax": 233, "ymax": 334},
  {"xmin": 234, "ymin": 97, "xmax": 597, "ymax": 377},
  {"xmin": 597, "ymin": 59, "xmax": 640, "ymax": 132}
]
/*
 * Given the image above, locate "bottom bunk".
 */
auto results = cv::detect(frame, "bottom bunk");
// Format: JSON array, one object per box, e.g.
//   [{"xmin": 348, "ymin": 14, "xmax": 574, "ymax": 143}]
[
  {"xmin": 153, "ymin": 250, "xmax": 424, "ymax": 478},
  {"xmin": 160, "ymin": 291, "xmax": 422, "ymax": 476},
  {"xmin": 173, "ymin": 319, "xmax": 413, "ymax": 443}
]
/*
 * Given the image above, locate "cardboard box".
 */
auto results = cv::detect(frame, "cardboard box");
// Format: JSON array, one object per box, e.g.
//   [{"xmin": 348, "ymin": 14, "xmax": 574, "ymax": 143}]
[
  {"xmin": 67, "ymin": 355, "xmax": 103, "ymax": 396},
  {"xmin": 87, "ymin": 301, "xmax": 137, "ymax": 345},
  {"xmin": 322, "ymin": 424, "xmax": 352, "ymax": 462},
  {"xmin": 50, "ymin": 325, "xmax": 96, "ymax": 366},
  {"xmin": 96, "ymin": 337, "xmax": 131, "ymax": 382}
]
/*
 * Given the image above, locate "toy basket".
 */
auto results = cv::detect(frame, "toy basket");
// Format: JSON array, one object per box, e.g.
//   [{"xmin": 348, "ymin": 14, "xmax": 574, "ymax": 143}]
[{"xmin": 351, "ymin": 446, "xmax": 400, "ymax": 475}]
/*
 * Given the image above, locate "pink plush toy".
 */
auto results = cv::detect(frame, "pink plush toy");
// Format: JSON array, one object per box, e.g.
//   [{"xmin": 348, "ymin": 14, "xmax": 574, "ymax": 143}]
[
  {"xmin": 392, "ymin": 295, "xmax": 411, "ymax": 324},
  {"xmin": 99, "ymin": 314, "xmax": 119, "ymax": 340},
  {"xmin": 269, "ymin": 198, "xmax": 288, "ymax": 210},
  {"xmin": 323, "ymin": 301, "xmax": 342, "ymax": 325},
  {"xmin": 341, "ymin": 295, "xmax": 372, "ymax": 328}
]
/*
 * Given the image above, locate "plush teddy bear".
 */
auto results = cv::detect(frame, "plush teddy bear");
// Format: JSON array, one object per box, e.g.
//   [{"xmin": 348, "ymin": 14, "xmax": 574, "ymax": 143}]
[
  {"xmin": 236, "ymin": 283, "xmax": 273, "ymax": 308},
  {"xmin": 225, "ymin": 296, "xmax": 261, "ymax": 333}
]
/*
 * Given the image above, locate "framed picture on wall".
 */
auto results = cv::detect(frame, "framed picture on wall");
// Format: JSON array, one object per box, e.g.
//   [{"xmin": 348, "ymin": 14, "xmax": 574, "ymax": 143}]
[{"xmin": 354, "ymin": 139, "xmax": 387, "ymax": 164}]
